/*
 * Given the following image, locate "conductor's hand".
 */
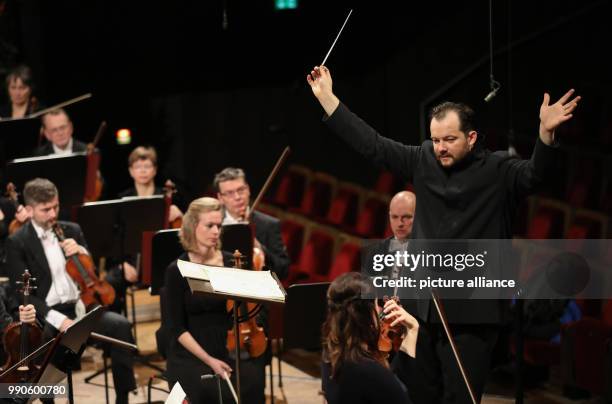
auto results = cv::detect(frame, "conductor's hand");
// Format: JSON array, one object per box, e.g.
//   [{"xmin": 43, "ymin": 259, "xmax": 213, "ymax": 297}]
[
  {"xmin": 539, "ymin": 89, "xmax": 581, "ymax": 145},
  {"xmin": 60, "ymin": 238, "xmax": 84, "ymax": 257},
  {"xmin": 207, "ymin": 356, "xmax": 232, "ymax": 377},
  {"xmin": 306, "ymin": 66, "xmax": 340, "ymax": 116},
  {"xmin": 19, "ymin": 304, "xmax": 36, "ymax": 324},
  {"xmin": 59, "ymin": 318, "xmax": 74, "ymax": 332}
]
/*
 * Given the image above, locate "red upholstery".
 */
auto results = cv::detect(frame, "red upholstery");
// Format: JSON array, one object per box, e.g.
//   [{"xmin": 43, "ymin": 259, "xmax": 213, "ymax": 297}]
[
  {"xmin": 272, "ymin": 170, "xmax": 307, "ymax": 208},
  {"xmin": 285, "ymin": 229, "xmax": 335, "ymax": 285},
  {"xmin": 527, "ymin": 208, "xmax": 565, "ymax": 239},
  {"xmin": 353, "ymin": 198, "xmax": 387, "ymax": 238},
  {"xmin": 291, "ymin": 176, "xmax": 334, "ymax": 219},
  {"xmin": 325, "ymin": 187, "xmax": 359, "ymax": 228},
  {"xmin": 328, "ymin": 242, "xmax": 362, "ymax": 281},
  {"xmin": 280, "ymin": 219, "xmax": 305, "ymax": 263},
  {"xmin": 374, "ymin": 171, "xmax": 396, "ymax": 195}
]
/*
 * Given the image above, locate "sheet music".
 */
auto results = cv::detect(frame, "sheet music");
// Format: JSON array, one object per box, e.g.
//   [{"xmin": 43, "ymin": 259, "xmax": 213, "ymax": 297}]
[
  {"xmin": 207, "ymin": 266, "xmax": 285, "ymax": 301},
  {"xmin": 165, "ymin": 381, "xmax": 187, "ymax": 404},
  {"xmin": 177, "ymin": 259, "xmax": 210, "ymax": 281}
]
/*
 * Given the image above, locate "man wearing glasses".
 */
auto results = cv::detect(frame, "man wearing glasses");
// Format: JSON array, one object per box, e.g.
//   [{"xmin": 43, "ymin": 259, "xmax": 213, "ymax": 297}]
[
  {"xmin": 35, "ymin": 108, "xmax": 87, "ymax": 156},
  {"xmin": 214, "ymin": 167, "xmax": 289, "ymax": 280}
]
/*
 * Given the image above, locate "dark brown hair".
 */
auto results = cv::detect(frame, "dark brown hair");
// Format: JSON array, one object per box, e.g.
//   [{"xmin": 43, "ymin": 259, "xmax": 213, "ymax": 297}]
[
  {"xmin": 322, "ymin": 272, "xmax": 387, "ymax": 379},
  {"xmin": 429, "ymin": 101, "xmax": 476, "ymax": 134},
  {"xmin": 128, "ymin": 146, "xmax": 158, "ymax": 167}
]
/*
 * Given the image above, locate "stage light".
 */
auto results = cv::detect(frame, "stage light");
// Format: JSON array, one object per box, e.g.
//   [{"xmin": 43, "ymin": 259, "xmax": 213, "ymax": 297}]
[{"xmin": 116, "ymin": 128, "xmax": 132, "ymax": 145}]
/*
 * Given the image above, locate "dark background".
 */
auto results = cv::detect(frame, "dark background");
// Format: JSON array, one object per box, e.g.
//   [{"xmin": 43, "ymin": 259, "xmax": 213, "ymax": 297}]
[{"xmin": 2, "ymin": 0, "xmax": 611, "ymax": 202}]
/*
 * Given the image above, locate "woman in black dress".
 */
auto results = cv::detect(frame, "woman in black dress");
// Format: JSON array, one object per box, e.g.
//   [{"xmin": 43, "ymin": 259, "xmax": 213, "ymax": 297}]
[
  {"xmin": 322, "ymin": 272, "xmax": 419, "ymax": 404},
  {"xmin": 164, "ymin": 197, "xmax": 264, "ymax": 403}
]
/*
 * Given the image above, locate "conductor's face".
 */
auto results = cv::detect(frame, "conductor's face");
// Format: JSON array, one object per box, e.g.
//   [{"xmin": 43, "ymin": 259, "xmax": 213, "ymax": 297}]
[
  {"xmin": 430, "ymin": 111, "xmax": 477, "ymax": 168},
  {"xmin": 195, "ymin": 210, "xmax": 223, "ymax": 250},
  {"xmin": 217, "ymin": 178, "xmax": 250, "ymax": 220},
  {"xmin": 42, "ymin": 112, "xmax": 74, "ymax": 150},
  {"xmin": 27, "ymin": 196, "xmax": 60, "ymax": 230}
]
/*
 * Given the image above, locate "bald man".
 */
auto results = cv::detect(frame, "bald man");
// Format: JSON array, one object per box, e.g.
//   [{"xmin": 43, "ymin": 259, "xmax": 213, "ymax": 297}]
[{"xmin": 388, "ymin": 191, "xmax": 416, "ymax": 242}]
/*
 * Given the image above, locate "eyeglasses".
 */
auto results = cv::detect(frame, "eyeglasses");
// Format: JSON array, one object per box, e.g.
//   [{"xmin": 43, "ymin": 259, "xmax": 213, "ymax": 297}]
[
  {"xmin": 219, "ymin": 185, "xmax": 248, "ymax": 198},
  {"xmin": 46, "ymin": 124, "xmax": 70, "ymax": 135}
]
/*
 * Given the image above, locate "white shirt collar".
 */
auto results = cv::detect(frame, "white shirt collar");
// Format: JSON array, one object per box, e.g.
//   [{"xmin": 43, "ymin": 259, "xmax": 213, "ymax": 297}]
[
  {"xmin": 52, "ymin": 138, "xmax": 73, "ymax": 155},
  {"xmin": 223, "ymin": 208, "xmax": 250, "ymax": 225},
  {"xmin": 31, "ymin": 220, "xmax": 54, "ymax": 240}
]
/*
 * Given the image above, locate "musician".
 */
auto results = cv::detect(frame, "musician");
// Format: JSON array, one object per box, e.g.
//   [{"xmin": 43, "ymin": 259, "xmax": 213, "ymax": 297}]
[
  {"xmin": 5, "ymin": 178, "xmax": 136, "ymax": 404},
  {"xmin": 0, "ymin": 283, "xmax": 37, "ymax": 361},
  {"xmin": 0, "ymin": 65, "xmax": 41, "ymax": 119},
  {"xmin": 105, "ymin": 145, "xmax": 184, "ymax": 314},
  {"xmin": 322, "ymin": 272, "xmax": 418, "ymax": 404},
  {"xmin": 214, "ymin": 167, "xmax": 290, "ymax": 280},
  {"xmin": 308, "ymin": 65, "xmax": 580, "ymax": 403},
  {"xmin": 33, "ymin": 108, "xmax": 87, "ymax": 156},
  {"xmin": 164, "ymin": 197, "xmax": 265, "ymax": 403}
]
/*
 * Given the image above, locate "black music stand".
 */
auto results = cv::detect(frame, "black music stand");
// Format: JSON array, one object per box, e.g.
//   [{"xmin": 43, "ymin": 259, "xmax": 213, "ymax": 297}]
[
  {"xmin": 4, "ymin": 153, "xmax": 89, "ymax": 220},
  {"xmin": 276, "ymin": 282, "xmax": 329, "ymax": 388},
  {"xmin": 29, "ymin": 306, "xmax": 105, "ymax": 404},
  {"xmin": 148, "ymin": 229, "xmax": 183, "ymax": 296},
  {"xmin": 0, "ymin": 116, "xmax": 40, "ymax": 167},
  {"xmin": 220, "ymin": 224, "xmax": 254, "ymax": 267},
  {"xmin": 77, "ymin": 196, "xmax": 166, "ymax": 378},
  {"xmin": 185, "ymin": 269, "xmax": 286, "ymax": 404}
]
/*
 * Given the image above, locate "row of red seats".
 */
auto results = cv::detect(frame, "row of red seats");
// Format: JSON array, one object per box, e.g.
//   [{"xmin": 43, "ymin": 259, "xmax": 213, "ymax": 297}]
[{"xmin": 269, "ymin": 167, "xmax": 403, "ymax": 239}]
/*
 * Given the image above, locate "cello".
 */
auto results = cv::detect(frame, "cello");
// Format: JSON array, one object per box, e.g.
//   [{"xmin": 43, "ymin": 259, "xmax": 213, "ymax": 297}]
[
  {"xmin": 0, "ymin": 270, "xmax": 43, "ymax": 383},
  {"xmin": 51, "ymin": 223, "xmax": 115, "ymax": 310},
  {"xmin": 163, "ymin": 179, "xmax": 183, "ymax": 229}
]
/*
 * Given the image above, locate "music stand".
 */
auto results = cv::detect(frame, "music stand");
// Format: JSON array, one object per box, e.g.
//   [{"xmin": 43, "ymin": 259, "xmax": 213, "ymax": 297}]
[
  {"xmin": 141, "ymin": 229, "xmax": 183, "ymax": 295},
  {"xmin": 220, "ymin": 224, "xmax": 254, "ymax": 267},
  {"xmin": 77, "ymin": 196, "xmax": 166, "ymax": 374},
  {"xmin": 0, "ymin": 116, "xmax": 40, "ymax": 167},
  {"xmin": 29, "ymin": 305, "xmax": 106, "ymax": 404},
  {"xmin": 4, "ymin": 153, "xmax": 89, "ymax": 219},
  {"xmin": 185, "ymin": 270, "xmax": 286, "ymax": 404}
]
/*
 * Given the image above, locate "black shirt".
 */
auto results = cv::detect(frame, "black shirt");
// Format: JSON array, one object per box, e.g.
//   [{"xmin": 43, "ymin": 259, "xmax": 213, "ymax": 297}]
[{"xmin": 322, "ymin": 359, "xmax": 411, "ymax": 404}]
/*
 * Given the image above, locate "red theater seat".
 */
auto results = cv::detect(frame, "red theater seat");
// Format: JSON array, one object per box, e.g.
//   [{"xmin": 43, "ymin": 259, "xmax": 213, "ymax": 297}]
[
  {"xmin": 328, "ymin": 242, "xmax": 362, "ymax": 281},
  {"xmin": 290, "ymin": 173, "xmax": 336, "ymax": 219},
  {"xmin": 272, "ymin": 166, "xmax": 311, "ymax": 209},
  {"xmin": 280, "ymin": 219, "xmax": 305, "ymax": 263},
  {"xmin": 353, "ymin": 198, "xmax": 387, "ymax": 238},
  {"xmin": 285, "ymin": 229, "xmax": 335, "ymax": 285},
  {"xmin": 325, "ymin": 186, "xmax": 360, "ymax": 228}
]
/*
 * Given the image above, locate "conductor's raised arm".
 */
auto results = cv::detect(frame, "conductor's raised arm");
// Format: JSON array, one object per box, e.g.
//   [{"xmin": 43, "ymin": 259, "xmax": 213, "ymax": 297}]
[{"xmin": 307, "ymin": 66, "xmax": 340, "ymax": 117}]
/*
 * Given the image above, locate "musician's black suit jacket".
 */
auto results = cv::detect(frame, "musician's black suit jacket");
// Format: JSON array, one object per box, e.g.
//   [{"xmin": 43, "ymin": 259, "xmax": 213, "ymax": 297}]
[
  {"xmin": 252, "ymin": 210, "xmax": 290, "ymax": 280},
  {"xmin": 33, "ymin": 139, "xmax": 87, "ymax": 156},
  {"xmin": 6, "ymin": 221, "xmax": 87, "ymax": 318}
]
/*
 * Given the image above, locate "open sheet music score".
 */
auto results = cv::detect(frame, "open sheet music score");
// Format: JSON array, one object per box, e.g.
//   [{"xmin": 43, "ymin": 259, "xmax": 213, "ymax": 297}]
[{"xmin": 177, "ymin": 259, "xmax": 286, "ymax": 303}]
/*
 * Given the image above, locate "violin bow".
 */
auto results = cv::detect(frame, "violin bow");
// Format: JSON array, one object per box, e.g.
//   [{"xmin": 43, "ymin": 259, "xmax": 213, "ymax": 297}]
[
  {"xmin": 430, "ymin": 288, "xmax": 478, "ymax": 404},
  {"xmin": 246, "ymin": 146, "xmax": 291, "ymax": 220}
]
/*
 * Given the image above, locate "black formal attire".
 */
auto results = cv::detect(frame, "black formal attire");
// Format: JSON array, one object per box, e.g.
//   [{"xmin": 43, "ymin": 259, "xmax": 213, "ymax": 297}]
[
  {"xmin": 5, "ymin": 221, "xmax": 136, "ymax": 403},
  {"xmin": 165, "ymin": 252, "xmax": 265, "ymax": 404},
  {"xmin": 32, "ymin": 139, "xmax": 88, "ymax": 156},
  {"xmin": 322, "ymin": 356, "xmax": 413, "ymax": 404},
  {"xmin": 0, "ymin": 197, "xmax": 18, "ymax": 275},
  {"xmin": 324, "ymin": 103, "xmax": 558, "ymax": 403}
]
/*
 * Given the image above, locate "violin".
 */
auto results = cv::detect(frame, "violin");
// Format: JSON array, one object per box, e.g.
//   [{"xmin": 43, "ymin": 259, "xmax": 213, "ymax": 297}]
[
  {"xmin": 0, "ymin": 270, "xmax": 43, "ymax": 383},
  {"xmin": 5, "ymin": 183, "xmax": 28, "ymax": 235},
  {"xmin": 51, "ymin": 223, "xmax": 115, "ymax": 310},
  {"xmin": 163, "ymin": 179, "xmax": 182, "ymax": 229},
  {"xmin": 226, "ymin": 250, "xmax": 267, "ymax": 359},
  {"xmin": 377, "ymin": 295, "xmax": 405, "ymax": 354},
  {"xmin": 84, "ymin": 121, "xmax": 107, "ymax": 202}
]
